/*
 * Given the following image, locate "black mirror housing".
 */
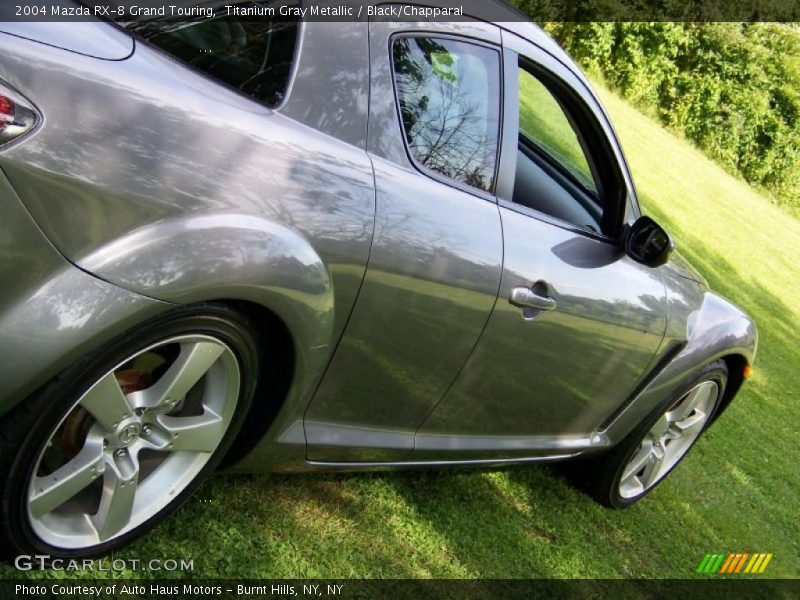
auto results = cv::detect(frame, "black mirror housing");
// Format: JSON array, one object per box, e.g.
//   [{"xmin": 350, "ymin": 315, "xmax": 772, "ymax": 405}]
[{"xmin": 623, "ymin": 216, "xmax": 674, "ymax": 267}]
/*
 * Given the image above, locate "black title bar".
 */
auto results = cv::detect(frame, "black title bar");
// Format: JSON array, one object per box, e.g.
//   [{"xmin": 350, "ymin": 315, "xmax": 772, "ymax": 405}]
[
  {"xmin": 1, "ymin": 0, "xmax": 799, "ymax": 23},
  {"xmin": 4, "ymin": 578, "xmax": 800, "ymax": 600}
]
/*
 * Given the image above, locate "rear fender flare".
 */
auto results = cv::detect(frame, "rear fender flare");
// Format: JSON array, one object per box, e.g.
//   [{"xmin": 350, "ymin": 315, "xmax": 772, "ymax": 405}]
[{"xmin": 78, "ymin": 212, "xmax": 336, "ymax": 409}]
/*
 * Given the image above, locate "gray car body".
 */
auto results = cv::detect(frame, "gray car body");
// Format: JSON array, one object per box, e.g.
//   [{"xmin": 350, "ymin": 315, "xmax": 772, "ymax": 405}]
[{"xmin": 0, "ymin": 6, "xmax": 757, "ymax": 474}]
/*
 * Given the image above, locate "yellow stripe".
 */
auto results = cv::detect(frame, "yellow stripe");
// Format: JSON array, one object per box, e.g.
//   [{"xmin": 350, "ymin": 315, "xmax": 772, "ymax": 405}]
[
  {"xmin": 744, "ymin": 554, "xmax": 759, "ymax": 573},
  {"xmin": 735, "ymin": 553, "xmax": 749, "ymax": 573},
  {"xmin": 720, "ymin": 553, "xmax": 736, "ymax": 574},
  {"xmin": 758, "ymin": 554, "xmax": 773, "ymax": 573},
  {"xmin": 751, "ymin": 554, "xmax": 766, "ymax": 573}
]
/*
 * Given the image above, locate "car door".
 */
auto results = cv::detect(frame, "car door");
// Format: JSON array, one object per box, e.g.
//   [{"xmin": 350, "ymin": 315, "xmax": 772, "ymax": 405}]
[
  {"xmin": 413, "ymin": 31, "xmax": 668, "ymax": 459},
  {"xmin": 304, "ymin": 19, "xmax": 505, "ymax": 461}
]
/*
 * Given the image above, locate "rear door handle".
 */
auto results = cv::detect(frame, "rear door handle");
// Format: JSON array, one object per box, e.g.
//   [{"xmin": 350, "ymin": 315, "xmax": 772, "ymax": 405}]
[{"xmin": 509, "ymin": 285, "xmax": 557, "ymax": 311}]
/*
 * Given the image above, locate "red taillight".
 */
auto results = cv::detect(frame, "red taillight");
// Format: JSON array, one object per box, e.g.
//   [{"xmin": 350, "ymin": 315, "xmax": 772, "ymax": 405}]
[
  {"xmin": 0, "ymin": 82, "xmax": 37, "ymax": 146},
  {"xmin": 0, "ymin": 95, "xmax": 15, "ymax": 132}
]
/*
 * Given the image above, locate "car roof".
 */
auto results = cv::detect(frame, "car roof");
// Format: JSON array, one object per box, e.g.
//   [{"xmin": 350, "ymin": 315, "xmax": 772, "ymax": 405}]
[
  {"xmin": 498, "ymin": 20, "xmax": 584, "ymax": 74},
  {"xmin": 497, "ymin": 4, "xmax": 597, "ymax": 99},
  {"xmin": 410, "ymin": 0, "xmax": 591, "ymax": 89}
]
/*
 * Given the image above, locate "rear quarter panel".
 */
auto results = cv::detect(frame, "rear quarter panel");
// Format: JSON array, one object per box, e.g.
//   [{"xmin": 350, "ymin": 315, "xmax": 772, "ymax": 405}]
[
  {"xmin": 0, "ymin": 24, "xmax": 376, "ymax": 463},
  {"xmin": 0, "ymin": 169, "xmax": 167, "ymax": 411}
]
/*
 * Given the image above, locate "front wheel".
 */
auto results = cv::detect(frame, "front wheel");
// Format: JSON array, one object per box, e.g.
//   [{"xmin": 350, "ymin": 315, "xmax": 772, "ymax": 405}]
[
  {"xmin": 567, "ymin": 360, "xmax": 727, "ymax": 508},
  {"xmin": 0, "ymin": 304, "xmax": 260, "ymax": 557}
]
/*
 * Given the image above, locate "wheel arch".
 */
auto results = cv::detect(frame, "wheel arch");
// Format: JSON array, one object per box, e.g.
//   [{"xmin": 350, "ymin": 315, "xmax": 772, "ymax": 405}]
[
  {"xmin": 76, "ymin": 212, "xmax": 336, "ymax": 355},
  {"xmin": 713, "ymin": 353, "xmax": 748, "ymax": 423},
  {"xmin": 212, "ymin": 299, "xmax": 296, "ymax": 467},
  {"xmin": 74, "ymin": 213, "xmax": 338, "ymax": 464}
]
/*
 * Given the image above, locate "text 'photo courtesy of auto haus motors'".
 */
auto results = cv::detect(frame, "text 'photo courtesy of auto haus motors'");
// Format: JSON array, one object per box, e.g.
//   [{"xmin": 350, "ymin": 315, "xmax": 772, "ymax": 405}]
[
  {"xmin": 0, "ymin": 0, "xmax": 757, "ymax": 558},
  {"xmin": 16, "ymin": 583, "xmax": 341, "ymax": 597}
]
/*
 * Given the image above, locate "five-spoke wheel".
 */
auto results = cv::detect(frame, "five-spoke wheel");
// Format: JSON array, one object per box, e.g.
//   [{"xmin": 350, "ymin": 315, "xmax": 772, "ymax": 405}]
[
  {"xmin": 563, "ymin": 359, "xmax": 727, "ymax": 508},
  {"xmin": 0, "ymin": 304, "xmax": 258, "ymax": 557},
  {"xmin": 618, "ymin": 380, "xmax": 718, "ymax": 499},
  {"xmin": 27, "ymin": 335, "xmax": 240, "ymax": 548}
]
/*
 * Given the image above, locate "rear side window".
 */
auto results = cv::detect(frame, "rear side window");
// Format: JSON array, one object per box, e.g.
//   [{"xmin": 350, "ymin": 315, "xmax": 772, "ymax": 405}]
[
  {"xmin": 125, "ymin": 8, "xmax": 298, "ymax": 107},
  {"xmin": 392, "ymin": 36, "xmax": 501, "ymax": 193}
]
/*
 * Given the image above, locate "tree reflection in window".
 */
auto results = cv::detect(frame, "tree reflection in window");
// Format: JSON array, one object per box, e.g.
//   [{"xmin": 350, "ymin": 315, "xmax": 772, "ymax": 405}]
[{"xmin": 393, "ymin": 37, "xmax": 500, "ymax": 193}]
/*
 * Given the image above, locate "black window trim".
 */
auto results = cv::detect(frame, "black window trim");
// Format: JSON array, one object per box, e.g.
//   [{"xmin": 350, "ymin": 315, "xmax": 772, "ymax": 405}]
[
  {"xmin": 388, "ymin": 31, "xmax": 504, "ymax": 203},
  {"xmin": 520, "ymin": 130, "xmax": 599, "ymax": 201},
  {"xmin": 518, "ymin": 133, "xmax": 603, "ymax": 228},
  {"xmin": 498, "ymin": 197, "xmax": 620, "ymax": 248},
  {"xmin": 509, "ymin": 52, "xmax": 629, "ymax": 242}
]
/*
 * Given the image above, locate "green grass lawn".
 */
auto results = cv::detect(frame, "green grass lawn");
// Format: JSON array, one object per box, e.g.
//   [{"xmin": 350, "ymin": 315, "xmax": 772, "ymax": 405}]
[{"xmin": 8, "ymin": 85, "xmax": 799, "ymax": 581}]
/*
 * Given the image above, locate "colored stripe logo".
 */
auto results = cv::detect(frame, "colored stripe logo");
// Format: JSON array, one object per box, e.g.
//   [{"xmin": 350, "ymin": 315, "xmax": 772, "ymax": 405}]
[{"xmin": 697, "ymin": 553, "xmax": 773, "ymax": 574}]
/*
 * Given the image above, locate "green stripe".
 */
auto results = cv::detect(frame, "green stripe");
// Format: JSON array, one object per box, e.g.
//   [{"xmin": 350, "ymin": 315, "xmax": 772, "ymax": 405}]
[
  {"xmin": 705, "ymin": 555, "xmax": 720, "ymax": 573},
  {"xmin": 711, "ymin": 554, "xmax": 726, "ymax": 573},
  {"xmin": 697, "ymin": 554, "xmax": 711, "ymax": 573}
]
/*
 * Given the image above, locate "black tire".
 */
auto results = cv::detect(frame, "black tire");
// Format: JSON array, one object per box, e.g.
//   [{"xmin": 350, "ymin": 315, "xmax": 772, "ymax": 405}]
[
  {"xmin": 0, "ymin": 303, "xmax": 260, "ymax": 558},
  {"xmin": 565, "ymin": 359, "xmax": 728, "ymax": 508}
]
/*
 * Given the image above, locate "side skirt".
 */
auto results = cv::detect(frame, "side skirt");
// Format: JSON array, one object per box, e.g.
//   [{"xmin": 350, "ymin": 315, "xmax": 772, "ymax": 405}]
[{"xmin": 305, "ymin": 452, "xmax": 582, "ymax": 472}]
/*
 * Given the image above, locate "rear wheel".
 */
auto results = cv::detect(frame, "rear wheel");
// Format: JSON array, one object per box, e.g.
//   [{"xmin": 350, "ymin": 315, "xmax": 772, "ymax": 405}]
[
  {"xmin": 567, "ymin": 360, "xmax": 727, "ymax": 508},
  {"xmin": 0, "ymin": 304, "xmax": 259, "ymax": 557}
]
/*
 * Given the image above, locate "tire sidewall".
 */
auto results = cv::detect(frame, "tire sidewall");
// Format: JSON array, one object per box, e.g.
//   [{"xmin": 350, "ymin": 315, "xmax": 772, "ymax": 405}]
[{"xmin": 2, "ymin": 304, "xmax": 259, "ymax": 559}]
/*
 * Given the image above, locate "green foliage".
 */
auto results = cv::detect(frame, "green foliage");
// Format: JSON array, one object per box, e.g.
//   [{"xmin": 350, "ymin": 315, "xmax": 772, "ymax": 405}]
[{"xmin": 538, "ymin": 21, "xmax": 800, "ymax": 209}]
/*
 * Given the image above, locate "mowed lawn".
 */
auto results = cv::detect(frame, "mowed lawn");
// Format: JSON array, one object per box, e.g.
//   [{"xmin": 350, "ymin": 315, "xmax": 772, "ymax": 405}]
[{"xmin": 10, "ymin": 86, "xmax": 799, "ymax": 580}]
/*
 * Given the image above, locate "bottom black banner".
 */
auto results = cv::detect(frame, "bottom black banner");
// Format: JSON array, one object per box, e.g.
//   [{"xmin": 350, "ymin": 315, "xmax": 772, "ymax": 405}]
[{"xmin": 1, "ymin": 579, "xmax": 798, "ymax": 600}]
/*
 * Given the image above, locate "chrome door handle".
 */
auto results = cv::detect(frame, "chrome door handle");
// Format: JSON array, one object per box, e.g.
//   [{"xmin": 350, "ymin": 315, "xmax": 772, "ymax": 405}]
[{"xmin": 509, "ymin": 286, "xmax": 557, "ymax": 311}]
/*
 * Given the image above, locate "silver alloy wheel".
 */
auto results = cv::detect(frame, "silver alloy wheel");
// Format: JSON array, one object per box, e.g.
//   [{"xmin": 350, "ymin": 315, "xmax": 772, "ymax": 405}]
[
  {"xmin": 26, "ymin": 334, "xmax": 240, "ymax": 549},
  {"xmin": 618, "ymin": 380, "xmax": 718, "ymax": 499}
]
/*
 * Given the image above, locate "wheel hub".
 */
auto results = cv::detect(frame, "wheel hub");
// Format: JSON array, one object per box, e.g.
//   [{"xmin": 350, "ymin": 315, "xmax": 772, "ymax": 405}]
[{"xmin": 116, "ymin": 421, "xmax": 142, "ymax": 447}]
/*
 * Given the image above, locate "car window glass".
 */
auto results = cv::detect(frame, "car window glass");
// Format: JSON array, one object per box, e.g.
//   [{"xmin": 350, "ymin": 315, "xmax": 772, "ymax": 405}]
[
  {"xmin": 124, "ymin": 4, "xmax": 299, "ymax": 107},
  {"xmin": 513, "ymin": 66, "xmax": 604, "ymax": 233},
  {"xmin": 518, "ymin": 69, "xmax": 597, "ymax": 194},
  {"xmin": 392, "ymin": 37, "xmax": 501, "ymax": 193}
]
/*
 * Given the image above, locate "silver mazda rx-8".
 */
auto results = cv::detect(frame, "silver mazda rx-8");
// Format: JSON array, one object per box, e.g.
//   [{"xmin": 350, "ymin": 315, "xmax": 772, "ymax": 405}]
[{"xmin": 0, "ymin": 1, "xmax": 757, "ymax": 557}]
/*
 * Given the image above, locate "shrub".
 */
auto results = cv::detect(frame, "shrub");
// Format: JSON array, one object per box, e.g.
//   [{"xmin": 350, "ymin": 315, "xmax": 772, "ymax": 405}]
[{"xmin": 529, "ymin": 20, "xmax": 800, "ymax": 209}]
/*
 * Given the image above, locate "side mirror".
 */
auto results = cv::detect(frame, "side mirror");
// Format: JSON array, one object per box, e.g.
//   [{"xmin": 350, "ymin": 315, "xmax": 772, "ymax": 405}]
[{"xmin": 623, "ymin": 216, "xmax": 673, "ymax": 267}]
